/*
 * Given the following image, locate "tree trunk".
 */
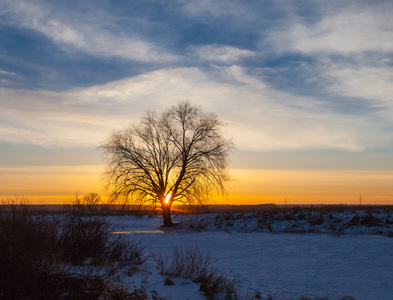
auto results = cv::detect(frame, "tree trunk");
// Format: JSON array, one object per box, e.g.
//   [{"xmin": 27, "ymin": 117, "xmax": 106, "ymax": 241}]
[{"xmin": 162, "ymin": 205, "xmax": 173, "ymax": 227}]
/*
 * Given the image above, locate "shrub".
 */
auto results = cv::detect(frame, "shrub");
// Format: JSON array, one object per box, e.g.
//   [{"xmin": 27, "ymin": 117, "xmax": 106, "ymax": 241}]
[
  {"xmin": 0, "ymin": 202, "xmax": 151, "ymax": 299},
  {"xmin": 199, "ymin": 272, "xmax": 237, "ymax": 300},
  {"xmin": 154, "ymin": 246, "xmax": 237, "ymax": 299},
  {"xmin": 82, "ymin": 192, "xmax": 102, "ymax": 211},
  {"xmin": 65, "ymin": 192, "xmax": 107, "ymax": 214},
  {"xmin": 0, "ymin": 208, "xmax": 62, "ymax": 298},
  {"xmin": 360, "ymin": 212, "xmax": 380, "ymax": 227},
  {"xmin": 106, "ymin": 238, "xmax": 148, "ymax": 266},
  {"xmin": 60, "ymin": 215, "xmax": 148, "ymax": 267},
  {"xmin": 155, "ymin": 246, "xmax": 212, "ymax": 279},
  {"xmin": 164, "ymin": 277, "xmax": 175, "ymax": 286},
  {"xmin": 0, "ymin": 204, "xmax": 124, "ymax": 299},
  {"xmin": 60, "ymin": 215, "xmax": 111, "ymax": 265},
  {"xmin": 346, "ymin": 214, "xmax": 360, "ymax": 227},
  {"xmin": 307, "ymin": 213, "xmax": 325, "ymax": 226}
]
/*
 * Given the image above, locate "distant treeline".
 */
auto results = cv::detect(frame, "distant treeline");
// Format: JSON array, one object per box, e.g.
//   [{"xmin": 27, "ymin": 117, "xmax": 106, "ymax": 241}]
[{"xmin": 2, "ymin": 203, "xmax": 392, "ymax": 214}]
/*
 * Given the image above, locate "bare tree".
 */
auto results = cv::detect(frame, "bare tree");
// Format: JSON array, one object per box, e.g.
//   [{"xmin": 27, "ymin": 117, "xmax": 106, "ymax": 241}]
[
  {"xmin": 100, "ymin": 101, "xmax": 234, "ymax": 226},
  {"xmin": 67, "ymin": 192, "xmax": 102, "ymax": 212},
  {"xmin": 82, "ymin": 193, "xmax": 102, "ymax": 211}
]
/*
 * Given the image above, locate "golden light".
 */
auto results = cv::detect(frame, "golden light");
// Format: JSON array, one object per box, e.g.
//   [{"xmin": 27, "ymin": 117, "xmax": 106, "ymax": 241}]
[{"xmin": 164, "ymin": 194, "xmax": 171, "ymax": 204}]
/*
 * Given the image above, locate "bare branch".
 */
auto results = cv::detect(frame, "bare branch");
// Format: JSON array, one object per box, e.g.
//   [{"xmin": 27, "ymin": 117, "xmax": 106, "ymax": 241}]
[{"xmin": 100, "ymin": 101, "xmax": 234, "ymax": 226}]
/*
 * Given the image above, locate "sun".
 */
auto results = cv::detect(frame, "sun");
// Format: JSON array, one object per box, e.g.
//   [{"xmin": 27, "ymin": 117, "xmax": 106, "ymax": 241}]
[{"xmin": 164, "ymin": 194, "xmax": 171, "ymax": 204}]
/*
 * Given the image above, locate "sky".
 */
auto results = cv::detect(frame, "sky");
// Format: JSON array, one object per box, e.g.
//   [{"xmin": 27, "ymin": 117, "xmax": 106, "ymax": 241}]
[{"xmin": 1, "ymin": 0, "xmax": 393, "ymax": 205}]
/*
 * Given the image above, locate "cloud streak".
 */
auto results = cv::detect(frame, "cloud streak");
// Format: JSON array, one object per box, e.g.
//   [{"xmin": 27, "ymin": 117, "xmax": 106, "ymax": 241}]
[
  {"xmin": 190, "ymin": 45, "xmax": 256, "ymax": 63},
  {"xmin": 2, "ymin": 0, "xmax": 178, "ymax": 63},
  {"xmin": 1, "ymin": 66, "xmax": 389, "ymax": 151},
  {"xmin": 266, "ymin": 3, "xmax": 393, "ymax": 55}
]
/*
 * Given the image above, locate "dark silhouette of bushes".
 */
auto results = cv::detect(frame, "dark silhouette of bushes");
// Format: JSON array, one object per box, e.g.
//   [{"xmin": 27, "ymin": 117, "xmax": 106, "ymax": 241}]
[
  {"xmin": 0, "ymin": 208, "xmax": 63, "ymax": 299},
  {"xmin": 0, "ymin": 204, "xmax": 149, "ymax": 299},
  {"xmin": 198, "ymin": 272, "xmax": 237, "ymax": 300},
  {"xmin": 60, "ymin": 215, "xmax": 111, "ymax": 265},
  {"xmin": 60, "ymin": 214, "xmax": 148, "ymax": 266},
  {"xmin": 360, "ymin": 212, "xmax": 380, "ymax": 227},
  {"xmin": 345, "ymin": 214, "xmax": 361, "ymax": 227}
]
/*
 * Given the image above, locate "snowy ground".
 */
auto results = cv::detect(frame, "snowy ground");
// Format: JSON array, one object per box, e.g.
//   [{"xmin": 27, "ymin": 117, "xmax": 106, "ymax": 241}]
[{"xmin": 107, "ymin": 212, "xmax": 393, "ymax": 299}]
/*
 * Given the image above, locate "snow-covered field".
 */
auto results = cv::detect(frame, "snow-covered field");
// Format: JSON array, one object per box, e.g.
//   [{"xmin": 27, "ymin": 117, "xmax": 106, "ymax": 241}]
[{"xmin": 108, "ymin": 212, "xmax": 393, "ymax": 299}]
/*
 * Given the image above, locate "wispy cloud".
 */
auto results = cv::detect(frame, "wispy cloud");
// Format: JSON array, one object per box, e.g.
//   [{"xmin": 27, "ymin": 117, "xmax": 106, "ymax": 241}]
[
  {"xmin": 3, "ymin": 0, "xmax": 178, "ymax": 63},
  {"xmin": 1, "ymin": 66, "xmax": 387, "ymax": 151},
  {"xmin": 189, "ymin": 45, "xmax": 256, "ymax": 63},
  {"xmin": 0, "ymin": 70, "xmax": 17, "ymax": 76},
  {"xmin": 317, "ymin": 61, "xmax": 393, "ymax": 134},
  {"xmin": 322, "ymin": 63, "xmax": 393, "ymax": 105},
  {"xmin": 267, "ymin": 4, "xmax": 393, "ymax": 55},
  {"xmin": 0, "ymin": 69, "xmax": 19, "ymax": 86}
]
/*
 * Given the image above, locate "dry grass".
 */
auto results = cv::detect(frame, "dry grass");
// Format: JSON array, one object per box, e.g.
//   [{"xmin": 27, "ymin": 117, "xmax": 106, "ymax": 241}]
[
  {"xmin": 198, "ymin": 272, "xmax": 237, "ymax": 300},
  {"xmin": 154, "ymin": 246, "xmax": 212, "ymax": 279},
  {"xmin": 154, "ymin": 246, "xmax": 238, "ymax": 299}
]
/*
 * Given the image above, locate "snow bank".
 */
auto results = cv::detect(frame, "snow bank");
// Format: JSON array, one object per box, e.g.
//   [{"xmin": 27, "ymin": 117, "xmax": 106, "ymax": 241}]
[
  {"xmin": 108, "ymin": 212, "xmax": 393, "ymax": 299},
  {"xmin": 172, "ymin": 210, "xmax": 393, "ymax": 236}
]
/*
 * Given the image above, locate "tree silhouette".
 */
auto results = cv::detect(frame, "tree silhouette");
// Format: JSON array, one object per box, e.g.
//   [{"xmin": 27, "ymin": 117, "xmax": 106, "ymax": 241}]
[{"xmin": 101, "ymin": 101, "xmax": 234, "ymax": 226}]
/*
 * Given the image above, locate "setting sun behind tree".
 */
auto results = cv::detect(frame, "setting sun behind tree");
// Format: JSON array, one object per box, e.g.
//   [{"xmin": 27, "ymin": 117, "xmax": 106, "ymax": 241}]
[{"xmin": 100, "ymin": 101, "xmax": 234, "ymax": 226}]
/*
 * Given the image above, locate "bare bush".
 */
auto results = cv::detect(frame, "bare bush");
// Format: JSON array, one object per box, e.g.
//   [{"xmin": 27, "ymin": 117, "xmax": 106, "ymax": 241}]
[
  {"xmin": 198, "ymin": 272, "xmax": 237, "ymax": 300},
  {"xmin": 60, "ymin": 215, "xmax": 111, "ymax": 265},
  {"xmin": 154, "ymin": 246, "xmax": 212, "ymax": 279},
  {"xmin": 0, "ymin": 203, "xmax": 94, "ymax": 299},
  {"xmin": 106, "ymin": 238, "xmax": 148, "ymax": 266},
  {"xmin": 360, "ymin": 212, "xmax": 380, "ymax": 227},
  {"xmin": 153, "ymin": 246, "xmax": 237, "ymax": 299},
  {"xmin": 0, "ymin": 202, "xmax": 152, "ymax": 299},
  {"xmin": 59, "ymin": 215, "xmax": 149, "ymax": 267},
  {"xmin": 66, "ymin": 192, "xmax": 104, "ymax": 213},
  {"xmin": 83, "ymin": 192, "xmax": 102, "ymax": 210}
]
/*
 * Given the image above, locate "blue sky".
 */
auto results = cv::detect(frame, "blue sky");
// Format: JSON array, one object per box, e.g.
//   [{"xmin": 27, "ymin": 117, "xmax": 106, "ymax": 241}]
[{"xmin": 1, "ymin": 0, "xmax": 393, "ymax": 203}]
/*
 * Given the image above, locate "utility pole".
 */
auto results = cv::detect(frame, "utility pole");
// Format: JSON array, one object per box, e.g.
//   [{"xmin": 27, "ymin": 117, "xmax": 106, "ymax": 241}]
[{"xmin": 359, "ymin": 195, "xmax": 362, "ymax": 205}]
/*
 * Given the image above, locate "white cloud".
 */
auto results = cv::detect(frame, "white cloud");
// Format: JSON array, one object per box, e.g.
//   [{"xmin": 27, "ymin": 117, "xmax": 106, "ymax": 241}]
[
  {"xmin": 267, "ymin": 6, "xmax": 393, "ymax": 55},
  {"xmin": 324, "ymin": 65, "xmax": 393, "ymax": 104},
  {"xmin": 0, "ymin": 70, "xmax": 17, "ymax": 76},
  {"xmin": 317, "ymin": 61, "xmax": 393, "ymax": 127},
  {"xmin": 4, "ymin": 0, "xmax": 177, "ymax": 63},
  {"xmin": 1, "ymin": 66, "xmax": 387, "ymax": 151},
  {"xmin": 0, "ymin": 70, "xmax": 19, "ymax": 86},
  {"xmin": 45, "ymin": 19, "xmax": 87, "ymax": 48},
  {"xmin": 190, "ymin": 45, "xmax": 256, "ymax": 63}
]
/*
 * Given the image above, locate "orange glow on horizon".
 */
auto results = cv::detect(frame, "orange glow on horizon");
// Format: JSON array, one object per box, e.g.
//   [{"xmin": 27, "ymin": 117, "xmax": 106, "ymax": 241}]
[
  {"xmin": 0, "ymin": 166, "xmax": 392, "ymax": 205},
  {"xmin": 222, "ymin": 169, "xmax": 393, "ymax": 205}
]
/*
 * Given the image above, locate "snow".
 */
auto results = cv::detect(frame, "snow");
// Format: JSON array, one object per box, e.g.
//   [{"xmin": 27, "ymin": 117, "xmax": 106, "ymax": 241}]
[
  {"xmin": 107, "ymin": 213, "xmax": 393, "ymax": 299},
  {"xmin": 171, "ymin": 210, "xmax": 393, "ymax": 236}
]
